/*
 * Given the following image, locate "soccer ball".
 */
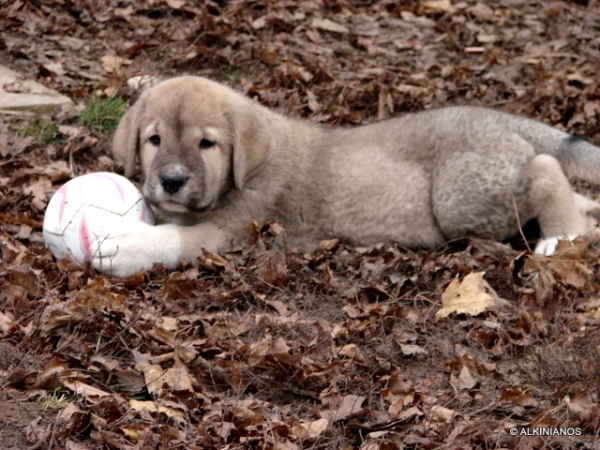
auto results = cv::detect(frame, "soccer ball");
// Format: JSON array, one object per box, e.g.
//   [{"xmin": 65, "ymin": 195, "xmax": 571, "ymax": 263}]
[{"xmin": 43, "ymin": 172, "xmax": 154, "ymax": 267}]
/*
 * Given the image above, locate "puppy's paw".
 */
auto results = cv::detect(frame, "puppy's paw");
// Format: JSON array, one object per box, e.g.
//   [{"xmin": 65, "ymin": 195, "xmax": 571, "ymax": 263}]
[
  {"xmin": 91, "ymin": 222, "xmax": 182, "ymax": 277},
  {"xmin": 534, "ymin": 234, "xmax": 578, "ymax": 256}
]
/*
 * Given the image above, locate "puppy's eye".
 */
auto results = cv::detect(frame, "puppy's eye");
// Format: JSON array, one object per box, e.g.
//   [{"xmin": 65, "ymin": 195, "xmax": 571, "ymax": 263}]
[
  {"xmin": 199, "ymin": 138, "xmax": 215, "ymax": 149},
  {"xmin": 149, "ymin": 135, "xmax": 161, "ymax": 146}
]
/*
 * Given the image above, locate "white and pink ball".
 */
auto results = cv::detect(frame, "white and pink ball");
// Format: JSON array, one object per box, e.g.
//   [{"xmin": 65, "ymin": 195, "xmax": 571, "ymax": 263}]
[{"xmin": 43, "ymin": 172, "xmax": 154, "ymax": 267}]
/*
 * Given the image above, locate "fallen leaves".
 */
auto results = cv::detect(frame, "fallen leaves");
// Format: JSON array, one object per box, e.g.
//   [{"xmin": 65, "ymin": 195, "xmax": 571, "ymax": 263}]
[
  {"xmin": 450, "ymin": 366, "xmax": 477, "ymax": 391},
  {"xmin": 99, "ymin": 55, "xmax": 132, "ymax": 74},
  {"xmin": 500, "ymin": 388, "xmax": 540, "ymax": 408},
  {"xmin": 311, "ymin": 18, "xmax": 350, "ymax": 35},
  {"xmin": 291, "ymin": 418, "xmax": 329, "ymax": 440},
  {"xmin": 320, "ymin": 394, "xmax": 366, "ymax": 422},
  {"xmin": 128, "ymin": 399, "xmax": 186, "ymax": 423},
  {"xmin": 436, "ymin": 272, "xmax": 506, "ymax": 319},
  {"xmin": 62, "ymin": 379, "xmax": 111, "ymax": 402},
  {"xmin": 4, "ymin": 222, "xmax": 598, "ymax": 448}
]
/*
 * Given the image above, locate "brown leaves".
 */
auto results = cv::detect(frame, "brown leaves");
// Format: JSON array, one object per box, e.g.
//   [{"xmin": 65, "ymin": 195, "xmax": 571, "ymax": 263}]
[
  {"xmin": 501, "ymin": 388, "xmax": 539, "ymax": 408},
  {"xmin": 320, "ymin": 394, "xmax": 366, "ymax": 422},
  {"xmin": 24, "ymin": 218, "xmax": 600, "ymax": 447},
  {"xmin": 436, "ymin": 272, "xmax": 507, "ymax": 319},
  {"xmin": 4, "ymin": 215, "xmax": 600, "ymax": 449}
]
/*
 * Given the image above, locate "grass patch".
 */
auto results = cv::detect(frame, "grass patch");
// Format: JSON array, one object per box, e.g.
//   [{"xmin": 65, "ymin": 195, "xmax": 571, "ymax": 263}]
[
  {"xmin": 44, "ymin": 387, "xmax": 71, "ymax": 411},
  {"xmin": 79, "ymin": 94, "xmax": 128, "ymax": 134},
  {"xmin": 14, "ymin": 120, "xmax": 62, "ymax": 145},
  {"xmin": 220, "ymin": 64, "xmax": 243, "ymax": 85}
]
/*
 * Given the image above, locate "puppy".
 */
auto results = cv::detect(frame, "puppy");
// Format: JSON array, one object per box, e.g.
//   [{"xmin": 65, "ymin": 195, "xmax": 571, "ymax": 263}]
[{"xmin": 93, "ymin": 76, "xmax": 600, "ymax": 277}]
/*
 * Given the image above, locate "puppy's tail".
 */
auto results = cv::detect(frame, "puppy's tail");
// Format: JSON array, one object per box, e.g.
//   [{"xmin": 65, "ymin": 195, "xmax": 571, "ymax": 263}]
[
  {"xmin": 498, "ymin": 111, "xmax": 600, "ymax": 182},
  {"xmin": 552, "ymin": 135, "xmax": 600, "ymax": 183}
]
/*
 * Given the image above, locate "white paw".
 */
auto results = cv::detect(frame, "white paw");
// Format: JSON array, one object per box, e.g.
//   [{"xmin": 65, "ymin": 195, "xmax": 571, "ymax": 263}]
[
  {"xmin": 534, "ymin": 234, "xmax": 578, "ymax": 256},
  {"xmin": 91, "ymin": 222, "xmax": 182, "ymax": 277}
]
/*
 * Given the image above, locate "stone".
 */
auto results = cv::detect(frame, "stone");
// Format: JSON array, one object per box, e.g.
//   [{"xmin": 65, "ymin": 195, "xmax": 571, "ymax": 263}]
[{"xmin": 0, "ymin": 65, "xmax": 75, "ymax": 115}]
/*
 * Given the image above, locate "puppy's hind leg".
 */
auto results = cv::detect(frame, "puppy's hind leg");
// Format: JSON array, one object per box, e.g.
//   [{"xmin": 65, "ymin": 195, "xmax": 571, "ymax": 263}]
[{"xmin": 529, "ymin": 154, "xmax": 594, "ymax": 255}]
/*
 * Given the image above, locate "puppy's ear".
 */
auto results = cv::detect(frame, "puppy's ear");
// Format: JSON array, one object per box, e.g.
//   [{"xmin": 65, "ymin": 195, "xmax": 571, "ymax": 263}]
[
  {"xmin": 113, "ymin": 100, "xmax": 144, "ymax": 178},
  {"xmin": 230, "ymin": 108, "xmax": 274, "ymax": 189}
]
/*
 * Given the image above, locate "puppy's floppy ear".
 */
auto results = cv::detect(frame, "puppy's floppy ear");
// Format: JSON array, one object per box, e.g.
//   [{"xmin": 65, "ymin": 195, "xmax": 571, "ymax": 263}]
[
  {"xmin": 230, "ymin": 108, "xmax": 275, "ymax": 189},
  {"xmin": 113, "ymin": 99, "xmax": 144, "ymax": 178}
]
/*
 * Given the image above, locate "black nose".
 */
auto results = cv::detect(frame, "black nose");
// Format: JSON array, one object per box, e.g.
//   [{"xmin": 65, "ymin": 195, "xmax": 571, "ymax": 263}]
[{"xmin": 161, "ymin": 173, "xmax": 186, "ymax": 194}]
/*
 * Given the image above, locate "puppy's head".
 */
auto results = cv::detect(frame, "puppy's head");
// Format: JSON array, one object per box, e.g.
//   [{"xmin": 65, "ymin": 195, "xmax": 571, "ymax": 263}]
[{"xmin": 113, "ymin": 76, "xmax": 274, "ymax": 214}]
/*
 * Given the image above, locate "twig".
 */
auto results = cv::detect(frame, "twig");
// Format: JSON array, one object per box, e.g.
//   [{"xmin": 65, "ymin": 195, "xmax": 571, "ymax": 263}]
[{"xmin": 512, "ymin": 196, "xmax": 532, "ymax": 253}]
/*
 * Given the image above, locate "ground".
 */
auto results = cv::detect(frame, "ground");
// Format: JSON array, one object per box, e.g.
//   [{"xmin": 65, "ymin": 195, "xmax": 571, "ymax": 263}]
[{"xmin": 1, "ymin": 1, "xmax": 600, "ymax": 449}]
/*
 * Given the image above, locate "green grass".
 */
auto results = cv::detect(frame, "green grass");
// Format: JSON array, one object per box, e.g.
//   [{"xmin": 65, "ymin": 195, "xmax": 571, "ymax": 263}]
[
  {"xmin": 14, "ymin": 120, "xmax": 62, "ymax": 145},
  {"xmin": 44, "ymin": 387, "xmax": 71, "ymax": 411},
  {"xmin": 79, "ymin": 94, "xmax": 128, "ymax": 134},
  {"xmin": 220, "ymin": 64, "xmax": 243, "ymax": 85}
]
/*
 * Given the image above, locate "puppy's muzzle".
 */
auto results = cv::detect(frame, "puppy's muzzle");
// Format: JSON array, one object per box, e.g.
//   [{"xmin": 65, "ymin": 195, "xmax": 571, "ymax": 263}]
[
  {"xmin": 161, "ymin": 173, "xmax": 187, "ymax": 194},
  {"xmin": 160, "ymin": 165, "xmax": 188, "ymax": 194}
]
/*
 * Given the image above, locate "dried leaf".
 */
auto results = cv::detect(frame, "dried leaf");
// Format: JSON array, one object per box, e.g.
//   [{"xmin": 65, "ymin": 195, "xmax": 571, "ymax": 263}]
[
  {"xmin": 62, "ymin": 379, "xmax": 111, "ymax": 402},
  {"xmin": 291, "ymin": 418, "xmax": 329, "ymax": 439},
  {"xmin": 165, "ymin": 0, "xmax": 186, "ymax": 9},
  {"xmin": 0, "ymin": 310, "xmax": 17, "ymax": 334},
  {"xmin": 422, "ymin": 0, "xmax": 454, "ymax": 12},
  {"xmin": 566, "ymin": 392, "xmax": 597, "ymax": 421},
  {"xmin": 397, "ymin": 406, "xmax": 423, "ymax": 421},
  {"xmin": 449, "ymin": 366, "xmax": 477, "ymax": 391},
  {"xmin": 320, "ymin": 395, "xmax": 365, "ymax": 422},
  {"xmin": 500, "ymin": 388, "xmax": 539, "ymax": 407},
  {"xmin": 128, "ymin": 399, "xmax": 186, "ymax": 422},
  {"xmin": 430, "ymin": 405, "xmax": 456, "ymax": 422},
  {"xmin": 100, "ymin": 54, "xmax": 131, "ymax": 73},
  {"xmin": 311, "ymin": 18, "xmax": 349, "ymax": 34},
  {"xmin": 23, "ymin": 178, "xmax": 51, "ymax": 210},
  {"xmin": 338, "ymin": 343, "xmax": 365, "ymax": 362},
  {"xmin": 134, "ymin": 361, "xmax": 167, "ymax": 394},
  {"xmin": 164, "ymin": 364, "xmax": 194, "ymax": 392},
  {"xmin": 399, "ymin": 344, "xmax": 428, "ymax": 356},
  {"xmin": 436, "ymin": 272, "xmax": 503, "ymax": 319}
]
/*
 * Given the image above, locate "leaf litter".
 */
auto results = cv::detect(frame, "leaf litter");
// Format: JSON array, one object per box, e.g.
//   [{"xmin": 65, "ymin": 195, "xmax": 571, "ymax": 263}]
[{"xmin": 1, "ymin": 0, "xmax": 600, "ymax": 448}]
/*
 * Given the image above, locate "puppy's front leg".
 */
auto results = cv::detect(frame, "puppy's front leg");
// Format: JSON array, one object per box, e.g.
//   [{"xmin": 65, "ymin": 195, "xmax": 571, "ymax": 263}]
[{"xmin": 90, "ymin": 222, "xmax": 228, "ymax": 277}]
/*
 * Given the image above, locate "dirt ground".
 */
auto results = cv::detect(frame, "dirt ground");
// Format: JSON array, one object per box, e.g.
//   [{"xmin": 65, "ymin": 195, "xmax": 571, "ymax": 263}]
[{"xmin": 1, "ymin": 1, "xmax": 600, "ymax": 449}]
